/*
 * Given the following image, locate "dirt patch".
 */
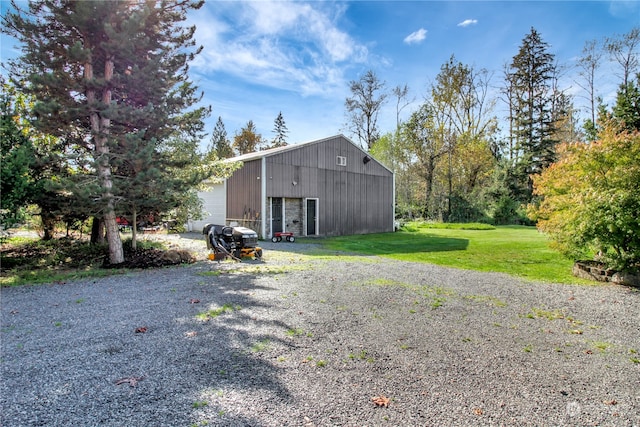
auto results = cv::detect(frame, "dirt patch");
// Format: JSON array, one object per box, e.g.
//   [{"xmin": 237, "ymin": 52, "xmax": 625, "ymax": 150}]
[{"xmin": 103, "ymin": 247, "xmax": 196, "ymax": 269}]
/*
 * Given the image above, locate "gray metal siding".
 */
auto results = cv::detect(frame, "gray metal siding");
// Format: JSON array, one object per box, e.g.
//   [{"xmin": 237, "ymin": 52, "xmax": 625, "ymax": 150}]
[
  {"xmin": 224, "ymin": 135, "xmax": 393, "ymax": 237},
  {"xmin": 266, "ymin": 137, "xmax": 394, "ymax": 236},
  {"xmin": 226, "ymin": 159, "xmax": 262, "ymax": 226},
  {"xmin": 314, "ymin": 166, "xmax": 393, "ymax": 237},
  {"xmin": 267, "ymin": 135, "xmax": 390, "ymax": 177}
]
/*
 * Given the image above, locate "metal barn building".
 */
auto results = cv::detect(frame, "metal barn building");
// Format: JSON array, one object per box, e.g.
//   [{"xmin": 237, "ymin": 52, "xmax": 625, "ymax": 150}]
[{"xmin": 190, "ymin": 135, "xmax": 395, "ymax": 239}]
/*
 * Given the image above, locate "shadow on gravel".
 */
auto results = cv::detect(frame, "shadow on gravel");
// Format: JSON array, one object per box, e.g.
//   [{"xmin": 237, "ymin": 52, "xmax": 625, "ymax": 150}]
[
  {"xmin": 180, "ymin": 269, "xmax": 296, "ymax": 425},
  {"xmin": 0, "ymin": 262, "xmax": 298, "ymax": 426}
]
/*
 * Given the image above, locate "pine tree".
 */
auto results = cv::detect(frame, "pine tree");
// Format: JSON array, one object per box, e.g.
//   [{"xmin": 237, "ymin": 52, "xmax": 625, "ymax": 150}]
[
  {"xmin": 613, "ymin": 74, "xmax": 640, "ymax": 132},
  {"xmin": 270, "ymin": 111, "xmax": 289, "ymax": 148},
  {"xmin": 206, "ymin": 116, "xmax": 233, "ymax": 160},
  {"xmin": 506, "ymin": 27, "xmax": 559, "ymax": 202},
  {"xmin": 3, "ymin": 0, "xmax": 207, "ymax": 263}
]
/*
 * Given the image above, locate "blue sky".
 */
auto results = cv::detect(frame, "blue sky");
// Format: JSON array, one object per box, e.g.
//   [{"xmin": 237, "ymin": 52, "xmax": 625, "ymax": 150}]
[{"xmin": 2, "ymin": 1, "xmax": 639, "ymax": 151}]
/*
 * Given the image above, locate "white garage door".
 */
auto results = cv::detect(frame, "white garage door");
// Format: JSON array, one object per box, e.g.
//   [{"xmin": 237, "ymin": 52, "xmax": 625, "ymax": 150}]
[{"xmin": 188, "ymin": 182, "xmax": 226, "ymax": 232}]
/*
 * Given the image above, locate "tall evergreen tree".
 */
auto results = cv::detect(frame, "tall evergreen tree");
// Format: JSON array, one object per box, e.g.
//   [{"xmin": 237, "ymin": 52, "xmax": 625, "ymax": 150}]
[
  {"xmin": 3, "ymin": 0, "xmax": 207, "ymax": 263},
  {"xmin": 506, "ymin": 27, "xmax": 559, "ymax": 201},
  {"xmin": 206, "ymin": 116, "xmax": 233, "ymax": 160},
  {"xmin": 270, "ymin": 111, "xmax": 289, "ymax": 148},
  {"xmin": 613, "ymin": 73, "xmax": 640, "ymax": 132}
]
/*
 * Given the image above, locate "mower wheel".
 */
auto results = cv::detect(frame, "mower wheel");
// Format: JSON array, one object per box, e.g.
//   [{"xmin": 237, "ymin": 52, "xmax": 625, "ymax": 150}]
[{"xmin": 255, "ymin": 249, "xmax": 263, "ymax": 258}]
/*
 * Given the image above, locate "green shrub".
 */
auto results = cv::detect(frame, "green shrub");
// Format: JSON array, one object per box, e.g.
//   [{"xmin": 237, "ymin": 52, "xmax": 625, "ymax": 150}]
[{"xmin": 530, "ymin": 122, "xmax": 640, "ymax": 272}]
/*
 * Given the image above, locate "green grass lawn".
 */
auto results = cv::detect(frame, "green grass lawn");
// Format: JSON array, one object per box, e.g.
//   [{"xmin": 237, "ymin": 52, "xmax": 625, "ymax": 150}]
[
  {"xmin": 316, "ymin": 223, "xmax": 590, "ymax": 284},
  {"xmin": 2, "ymin": 224, "xmax": 590, "ymax": 286}
]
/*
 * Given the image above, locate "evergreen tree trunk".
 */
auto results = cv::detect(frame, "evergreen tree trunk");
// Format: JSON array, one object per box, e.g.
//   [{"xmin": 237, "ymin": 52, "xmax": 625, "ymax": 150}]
[
  {"xmin": 86, "ymin": 54, "xmax": 123, "ymax": 264},
  {"xmin": 131, "ymin": 209, "xmax": 138, "ymax": 251},
  {"xmin": 41, "ymin": 212, "xmax": 56, "ymax": 241},
  {"xmin": 90, "ymin": 217, "xmax": 105, "ymax": 245}
]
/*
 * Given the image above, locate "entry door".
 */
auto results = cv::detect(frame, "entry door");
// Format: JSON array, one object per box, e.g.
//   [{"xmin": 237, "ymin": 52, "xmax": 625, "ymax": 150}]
[
  {"xmin": 272, "ymin": 198, "xmax": 283, "ymax": 233},
  {"xmin": 306, "ymin": 199, "xmax": 317, "ymax": 236}
]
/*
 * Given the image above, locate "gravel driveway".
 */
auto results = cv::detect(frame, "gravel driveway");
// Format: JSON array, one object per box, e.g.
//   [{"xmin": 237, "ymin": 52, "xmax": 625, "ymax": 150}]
[{"xmin": 1, "ymin": 234, "xmax": 639, "ymax": 426}]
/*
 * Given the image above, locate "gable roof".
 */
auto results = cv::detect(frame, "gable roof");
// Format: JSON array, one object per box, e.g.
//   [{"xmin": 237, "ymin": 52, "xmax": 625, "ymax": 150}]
[
  {"xmin": 221, "ymin": 134, "xmax": 393, "ymax": 176},
  {"xmin": 226, "ymin": 134, "xmax": 363, "ymax": 162}
]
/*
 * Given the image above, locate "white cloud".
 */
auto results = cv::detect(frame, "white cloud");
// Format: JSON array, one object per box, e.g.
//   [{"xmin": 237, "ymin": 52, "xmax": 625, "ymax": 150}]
[
  {"xmin": 457, "ymin": 19, "xmax": 478, "ymax": 27},
  {"xmin": 608, "ymin": 1, "xmax": 639, "ymax": 18},
  {"xmin": 404, "ymin": 28, "xmax": 427, "ymax": 45},
  {"xmin": 189, "ymin": 1, "xmax": 368, "ymax": 97}
]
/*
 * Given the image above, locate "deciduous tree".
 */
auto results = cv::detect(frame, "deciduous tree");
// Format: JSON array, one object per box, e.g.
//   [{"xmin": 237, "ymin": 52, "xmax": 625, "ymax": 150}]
[
  {"xmin": 1, "ymin": 80, "xmax": 35, "ymax": 228},
  {"xmin": 233, "ymin": 120, "xmax": 263, "ymax": 154},
  {"xmin": 402, "ymin": 104, "xmax": 450, "ymax": 218},
  {"xmin": 576, "ymin": 39, "xmax": 603, "ymax": 137},
  {"xmin": 605, "ymin": 26, "xmax": 640, "ymax": 89},
  {"xmin": 530, "ymin": 119, "xmax": 640, "ymax": 272},
  {"xmin": 345, "ymin": 70, "xmax": 387, "ymax": 150},
  {"xmin": 428, "ymin": 56, "xmax": 498, "ymax": 220}
]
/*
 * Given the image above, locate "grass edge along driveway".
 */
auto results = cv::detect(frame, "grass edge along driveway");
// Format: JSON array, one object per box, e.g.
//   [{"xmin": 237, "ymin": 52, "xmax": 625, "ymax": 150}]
[{"xmin": 316, "ymin": 224, "xmax": 590, "ymax": 285}]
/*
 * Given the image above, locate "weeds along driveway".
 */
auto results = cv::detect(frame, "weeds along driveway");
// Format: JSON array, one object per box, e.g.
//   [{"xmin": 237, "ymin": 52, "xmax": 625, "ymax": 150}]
[{"xmin": 1, "ymin": 241, "xmax": 639, "ymax": 426}]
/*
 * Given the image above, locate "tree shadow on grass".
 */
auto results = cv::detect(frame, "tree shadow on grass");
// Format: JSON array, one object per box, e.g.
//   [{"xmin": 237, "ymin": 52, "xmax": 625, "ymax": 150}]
[{"xmin": 283, "ymin": 233, "xmax": 470, "ymax": 257}]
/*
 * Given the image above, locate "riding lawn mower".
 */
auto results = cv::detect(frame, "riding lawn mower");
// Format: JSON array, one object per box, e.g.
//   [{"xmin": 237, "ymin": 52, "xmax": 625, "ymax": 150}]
[{"xmin": 203, "ymin": 223, "xmax": 263, "ymax": 261}]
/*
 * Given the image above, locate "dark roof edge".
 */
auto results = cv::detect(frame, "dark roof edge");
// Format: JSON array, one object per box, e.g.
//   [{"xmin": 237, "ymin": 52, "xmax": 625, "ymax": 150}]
[{"xmin": 224, "ymin": 134, "xmax": 394, "ymax": 175}]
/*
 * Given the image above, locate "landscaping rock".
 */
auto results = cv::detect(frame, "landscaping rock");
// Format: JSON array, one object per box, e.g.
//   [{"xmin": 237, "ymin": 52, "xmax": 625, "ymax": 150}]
[
  {"xmin": 573, "ymin": 260, "xmax": 640, "ymax": 287},
  {"xmin": 572, "ymin": 260, "xmax": 614, "ymax": 282},
  {"xmin": 611, "ymin": 270, "xmax": 640, "ymax": 287}
]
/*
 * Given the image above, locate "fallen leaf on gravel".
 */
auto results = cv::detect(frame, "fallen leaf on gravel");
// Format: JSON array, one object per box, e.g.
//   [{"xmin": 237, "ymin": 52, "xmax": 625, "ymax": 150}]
[
  {"xmin": 473, "ymin": 407, "xmax": 484, "ymax": 415},
  {"xmin": 371, "ymin": 396, "xmax": 390, "ymax": 407},
  {"xmin": 10, "ymin": 310, "xmax": 19, "ymax": 314},
  {"xmin": 190, "ymin": 299, "xmax": 200, "ymax": 304},
  {"xmin": 115, "ymin": 376, "xmax": 144, "ymax": 387},
  {"xmin": 135, "ymin": 327, "xmax": 147, "ymax": 333},
  {"xmin": 604, "ymin": 399, "xmax": 618, "ymax": 405},
  {"xmin": 185, "ymin": 331, "xmax": 197, "ymax": 337},
  {"xmin": 584, "ymin": 349, "xmax": 593, "ymax": 354}
]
